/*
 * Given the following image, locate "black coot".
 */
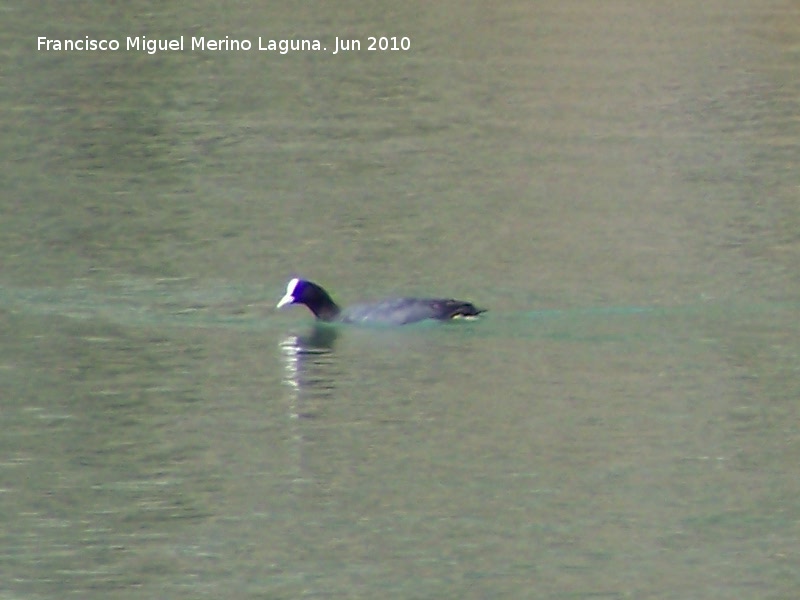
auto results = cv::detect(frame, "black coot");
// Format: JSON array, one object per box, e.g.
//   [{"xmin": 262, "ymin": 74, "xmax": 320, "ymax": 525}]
[{"xmin": 276, "ymin": 278, "xmax": 486, "ymax": 325}]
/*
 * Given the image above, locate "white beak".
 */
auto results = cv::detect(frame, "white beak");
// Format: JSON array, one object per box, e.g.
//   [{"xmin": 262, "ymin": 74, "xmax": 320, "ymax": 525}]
[{"xmin": 276, "ymin": 293, "xmax": 295, "ymax": 309}]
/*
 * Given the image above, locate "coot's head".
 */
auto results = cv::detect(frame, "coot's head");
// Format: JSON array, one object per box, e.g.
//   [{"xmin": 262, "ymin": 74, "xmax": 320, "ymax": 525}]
[{"xmin": 276, "ymin": 278, "xmax": 341, "ymax": 321}]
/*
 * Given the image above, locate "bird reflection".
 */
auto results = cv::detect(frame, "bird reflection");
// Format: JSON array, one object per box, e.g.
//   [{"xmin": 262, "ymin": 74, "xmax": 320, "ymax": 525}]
[
  {"xmin": 279, "ymin": 324, "xmax": 340, "ymax": 488},
  {"xmin": 279, "ymin": 324, "xmax": 339, "ymax": 417}
]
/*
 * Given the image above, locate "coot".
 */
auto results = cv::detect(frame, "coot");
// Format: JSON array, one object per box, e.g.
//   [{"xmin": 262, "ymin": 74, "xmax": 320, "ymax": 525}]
[{"xmin": 276, "ymin": 278, "xmax": 486, "ymax": 325}]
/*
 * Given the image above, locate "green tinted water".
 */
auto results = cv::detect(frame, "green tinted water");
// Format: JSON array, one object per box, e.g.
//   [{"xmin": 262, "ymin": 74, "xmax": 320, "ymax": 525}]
[{"xmin": 2, "ymin": 1, "xmax": 799, "ymax": 598}]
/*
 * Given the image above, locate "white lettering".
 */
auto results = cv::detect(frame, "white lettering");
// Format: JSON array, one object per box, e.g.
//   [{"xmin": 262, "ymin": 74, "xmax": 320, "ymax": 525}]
[
  {"xmin": 127, "ymin": 36, "xmax": 183, "ymax": 53},
  {"xmin": 192, "ymin": 36, "xmax": 250, "ymax": 51},
  {"xmin": 258, "ymin": 38, "xmax": 321, "ymax": 53}
]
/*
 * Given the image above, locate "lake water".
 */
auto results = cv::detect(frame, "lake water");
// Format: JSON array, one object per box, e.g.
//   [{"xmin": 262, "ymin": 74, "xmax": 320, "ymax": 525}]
[{"xmin": 2, "ymin": 1, "xmax": 799, "ymax": 598}]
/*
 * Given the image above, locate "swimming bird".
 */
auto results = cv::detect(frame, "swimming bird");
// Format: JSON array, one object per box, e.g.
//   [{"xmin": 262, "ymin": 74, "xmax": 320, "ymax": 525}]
[{"xmin": 276, "ymin": 278, "xmax": 486, "ymax": 325}]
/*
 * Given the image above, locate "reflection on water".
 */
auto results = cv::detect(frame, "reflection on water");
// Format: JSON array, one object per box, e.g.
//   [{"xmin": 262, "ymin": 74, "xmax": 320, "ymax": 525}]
[
  {"xmin": 280, "ymin": 325, "xmax": 340, "ymax": 417},
  {"xmin": 279, "ymin": 325, "xmax": 340, "ymax": 493}
]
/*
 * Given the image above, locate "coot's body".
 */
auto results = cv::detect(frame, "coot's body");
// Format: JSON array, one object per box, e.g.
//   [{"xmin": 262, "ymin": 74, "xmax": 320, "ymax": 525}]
[{"xmin": 276, "ymin": 278, "xmax": 486, "ymax": 325}]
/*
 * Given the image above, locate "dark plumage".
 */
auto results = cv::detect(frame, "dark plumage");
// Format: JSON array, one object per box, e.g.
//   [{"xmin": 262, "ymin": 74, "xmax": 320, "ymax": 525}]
[{"xmin": 276, "ymin": 278, "xmax": 486, "ymax": 325}]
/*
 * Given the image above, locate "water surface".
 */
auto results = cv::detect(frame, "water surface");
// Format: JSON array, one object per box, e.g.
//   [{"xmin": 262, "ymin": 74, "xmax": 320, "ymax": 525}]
[{"xmin": 2, "ymin": 1, "xmax": 799, "ymax": 598}]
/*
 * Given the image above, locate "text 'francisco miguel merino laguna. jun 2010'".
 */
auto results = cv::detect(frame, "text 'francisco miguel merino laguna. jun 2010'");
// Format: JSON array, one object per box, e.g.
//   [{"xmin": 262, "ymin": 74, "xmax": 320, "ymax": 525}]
[{"xmin": 36, "ymin": 35, "xmax": 411, "ymax": 55}]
